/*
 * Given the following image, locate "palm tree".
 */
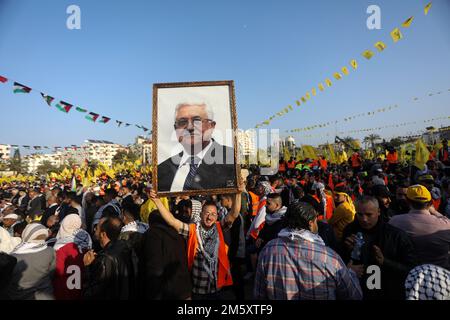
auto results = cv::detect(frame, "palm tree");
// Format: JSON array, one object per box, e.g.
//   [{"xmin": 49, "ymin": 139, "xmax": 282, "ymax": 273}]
[{"xmin": 364, "ymin": 134, "xmax": 381, "ymax": 151}]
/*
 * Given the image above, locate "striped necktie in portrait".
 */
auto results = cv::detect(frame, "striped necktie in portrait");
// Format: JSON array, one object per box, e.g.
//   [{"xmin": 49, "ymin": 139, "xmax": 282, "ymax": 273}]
[{"xmin": 183, "ymin": 156, "xmax": 201, "ymax": 189}]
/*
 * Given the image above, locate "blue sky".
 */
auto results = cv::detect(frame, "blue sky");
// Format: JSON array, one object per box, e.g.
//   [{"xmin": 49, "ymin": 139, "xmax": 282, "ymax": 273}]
[{"xmin": 0, "ymin": 0, "xmax": 449, "ymax": 150}]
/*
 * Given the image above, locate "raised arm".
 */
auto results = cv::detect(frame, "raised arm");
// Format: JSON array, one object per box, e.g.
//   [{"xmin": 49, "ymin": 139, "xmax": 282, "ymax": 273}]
[
  {"xmin": 223, "ymin": 179, "xmax": 244, "ymax": 227},
  {"xmin": 149, "ymin": 190, "xmax": 184, "ymax": 233}
]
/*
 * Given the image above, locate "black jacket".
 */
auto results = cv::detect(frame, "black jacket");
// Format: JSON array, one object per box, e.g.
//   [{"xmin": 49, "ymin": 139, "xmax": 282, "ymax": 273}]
[
  {"xmin": 121, "ymin": 195, "xmax": 135, "ymax": 208},
  {"xmin": 40, "ymin": 204, "xmax": 58, "ymax": 227},
  {"xmin": 26, "ymin": 196, "xmax": 42, "ymax": 217},
  {"xmin": 157, "ymin": 139, "xmax": 236, "ymax": 192},
  {"xmin": 0, "ymin": 253, "xmax": 17, "ymax": 300},
  {"xmin": 83, "ymin": 240, "xmax": 134, "ymax": 300},
  {"xmin": 258, "ymin": 219, "xmax": 286, "ymax": 251},
  {"xmin": 318, "ymin": 221, "xmax": 339, "ymax": 252},
  {"xmin": 341, "ymin": 219, "xmax": 418, "ymax": 300},
  {"xmin": 140, "ymin": 215, "xmax": 191, "ymax": 299}
]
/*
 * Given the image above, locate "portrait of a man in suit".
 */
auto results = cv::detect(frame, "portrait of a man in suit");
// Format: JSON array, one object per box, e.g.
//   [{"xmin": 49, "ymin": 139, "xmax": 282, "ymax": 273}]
[{"xmin": 157, "ymin": 99, "xmax": 236, "ymax": 193}]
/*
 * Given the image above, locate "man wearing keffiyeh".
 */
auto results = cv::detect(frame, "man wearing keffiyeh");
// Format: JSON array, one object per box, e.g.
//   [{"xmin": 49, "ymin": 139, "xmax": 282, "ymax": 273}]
[
  {"xmin": 149, "ymin": 179, "xmax": 244, "ymax": 300},
  {"xmin": 254, "ymin": 201, "xmax": 362, "ymax": 300},
  {"xmin": 8, "ymin": 223, "xmax": 56, "ymax": 300}
]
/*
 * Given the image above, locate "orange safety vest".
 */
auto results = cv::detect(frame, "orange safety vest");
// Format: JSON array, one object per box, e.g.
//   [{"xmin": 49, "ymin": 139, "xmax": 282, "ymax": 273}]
[
  {"xmin": 351, "ymin": 153, "xmax": 361, "ymax": 168},
  {"xmin": 287, "ymin": 161, "xmax": 296, "ymax": 169},
  {"xmin": 325, "ymin": 193, "xmax": 334, "ymax": 220},
  {"xmin": 387, "ymin": 152, "xmax": 398, "ymax": 164},
  {"xmin": 249, "ymin": 191, "xmax": 260, "ymax": 217},
  {"xmin": 187, "ymin": 223, "xmax": 233, "ymax": 289},
  {"xmin": 279, "ymin": 162, "xmax": 286, "ymax": 172},
  {"xmin": 438, "ymin": 148, "xmax": 449, "ymax": 162},
  {"xmin": 312, "ymin": 195, "xmax": 323, "ymax": 220},
  {"xmin": 428, "ymin": 151, "xmax": 436, "ymax": 161},
  {"xmin": 319, "ymin": 159, "xmax": 328, "ymax": 170}
]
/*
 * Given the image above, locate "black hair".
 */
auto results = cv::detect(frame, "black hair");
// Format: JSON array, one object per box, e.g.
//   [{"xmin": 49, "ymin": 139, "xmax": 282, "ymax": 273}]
[
  {"xmin": 219, "ymin": 194, "xmax": 233, "ymax": 200},
  {"xmin": 267, "ymin": 193, "xmax": 282, "ymax": 201},
  {"xmin": 285, "ymin": 201, "xmax": 318, "ymax": 231},
  {"xmin": 409, "ymin": 200, "xmax": 431, "ymax": 210},
  {"xmin": 177, "ymin": 199, "xmax": 192, "ymax": 210},
  {"xmin": 104, "ymin": 188, "xmax": 118, "ymax": 198},
  {"xmin": 66, "ymin": 191, "xmax": 81, "ymax": 204},
  {"xmin": 122, "ymin": 203, "xmax": 140, "ymax": 221},
  {"xmin": 202, "ymin": 200, "xmax": 218, "ymax": 212},
  {"xmin": 99, "ymin": 217, "xmax": 123, "ymax": 242},
  {"xmin": 13, "ymin": 221, "xmax": 27, "ymax": 236}
]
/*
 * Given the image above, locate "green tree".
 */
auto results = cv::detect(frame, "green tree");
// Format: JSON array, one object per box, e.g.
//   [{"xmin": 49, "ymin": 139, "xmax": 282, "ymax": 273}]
[
  {"xmin": 112, "ymin": 150, "xmax": 139, "ymax": 165},
  {"xmin": 389, "ymin": 138, "xmax": 403, "ymax": 148},
  {"xmin": 363, "ymin": 134, "xmax": 381, "ymax": 150},
  {"xmin": 36, "ymin": 161, "xmax": 58, "ymax": 176},
  {"xmin": 8, "ymin": 149, "xmax": 26, "ymax": 174}
]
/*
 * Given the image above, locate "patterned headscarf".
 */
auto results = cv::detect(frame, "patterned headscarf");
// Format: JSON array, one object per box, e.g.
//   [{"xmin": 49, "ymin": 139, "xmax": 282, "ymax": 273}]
[
  {"xmin": 405, "ymin": 264, "xmax": 450, "ymax": 300},
  {"xmin": 258, "ymin": 181, "xmax": 273, "ymax": 197}
]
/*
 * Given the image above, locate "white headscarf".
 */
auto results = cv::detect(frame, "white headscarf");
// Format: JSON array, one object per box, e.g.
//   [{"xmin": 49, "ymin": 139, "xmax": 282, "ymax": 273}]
[
  {"xmin": 56, "ymin": 214, "xmax": 81, "ymax": 239},
  {"xmin": 54, "ymin": 214, "xmax": 92, "ymax": 252},
  {"xmin": 0, "ymin": 226, "xmax": 21, "ymax": 254},
  {"xmin": 12, "ymin": 223, "xmax": 50, "ymax": 255}
]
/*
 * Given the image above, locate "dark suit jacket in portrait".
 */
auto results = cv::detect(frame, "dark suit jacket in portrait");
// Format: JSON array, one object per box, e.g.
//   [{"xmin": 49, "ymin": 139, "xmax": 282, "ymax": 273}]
[{"xmin": 157, "ymin": 139, "xmax": 236, "ymax": 192}]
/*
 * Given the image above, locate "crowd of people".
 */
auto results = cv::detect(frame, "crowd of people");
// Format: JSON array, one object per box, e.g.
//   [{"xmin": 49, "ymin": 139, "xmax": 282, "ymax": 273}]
[{"xmin": 0, "ymin": 143, "xmax": 450, "ymax": 300}]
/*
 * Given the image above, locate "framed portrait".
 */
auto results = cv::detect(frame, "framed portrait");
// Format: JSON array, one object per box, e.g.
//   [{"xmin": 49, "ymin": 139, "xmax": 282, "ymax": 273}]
[{"xmin": 152, "ymin": 80, "xmax": 240, "ymax": 196}]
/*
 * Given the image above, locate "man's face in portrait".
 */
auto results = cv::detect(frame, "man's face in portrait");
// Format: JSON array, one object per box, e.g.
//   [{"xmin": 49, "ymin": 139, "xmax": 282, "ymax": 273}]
[{"xmin": 174, "ymin": 103, "xmax": 216, "ymax": 153}]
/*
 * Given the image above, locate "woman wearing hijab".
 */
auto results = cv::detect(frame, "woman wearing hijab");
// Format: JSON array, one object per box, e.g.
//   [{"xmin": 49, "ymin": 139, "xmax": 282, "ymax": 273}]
[
  {"xmin": 7, "ymin": 223, "xmax": 56, "ymax": 300},
  {"xmin": 53, "ymin": 214, "xmax": 92, "ymax": 300}
]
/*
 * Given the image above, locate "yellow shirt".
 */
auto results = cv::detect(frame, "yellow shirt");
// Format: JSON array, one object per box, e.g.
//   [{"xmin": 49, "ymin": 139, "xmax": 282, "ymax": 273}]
[
  {"xmin": 328, "ymin": 202, "xmax": 356, "ymax": 241},
  {"xmin": 140, "ymin": 197, "xmax": 170, "ymax": 223}
]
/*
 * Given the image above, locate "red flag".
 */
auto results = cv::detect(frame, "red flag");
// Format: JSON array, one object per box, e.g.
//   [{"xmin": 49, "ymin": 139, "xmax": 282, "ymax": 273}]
[{"xmin": 0, "ymin": 75, "xmax": 7, "ymax": 83}]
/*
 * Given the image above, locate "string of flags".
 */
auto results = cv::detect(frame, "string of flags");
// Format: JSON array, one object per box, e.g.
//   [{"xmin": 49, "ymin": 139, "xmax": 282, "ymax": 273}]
[
  {"xmin": 296, "ymin": 115, "xmax": 450, "ymax": 139},
  {"xmin": 1, "ymin": 77, "xmax": 150, "ymax": 133},
  {"xmin": 6, "ymin": 144, "xmax": 122, "ymax": 153},
  {"xmin": 286, "ymin": 88, "xmax": 449, "ymax": 133},
  {"xmin": 288, "ymin": 104, "xmax": 400, "ymax": 133},
  {"xmin": 254, "ymin": 2, "xmax": 433, "ymax": 129}
]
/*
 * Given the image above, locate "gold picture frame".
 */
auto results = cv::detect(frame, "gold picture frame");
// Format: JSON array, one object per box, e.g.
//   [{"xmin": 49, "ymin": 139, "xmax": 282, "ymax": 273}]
[{"xmin": 152, "ymin": 80, "xmax": 240, "ymax": 197}]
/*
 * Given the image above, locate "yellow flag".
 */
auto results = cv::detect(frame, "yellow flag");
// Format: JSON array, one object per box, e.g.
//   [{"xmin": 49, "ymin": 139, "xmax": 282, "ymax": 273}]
[
  {"xmin": 326, "ymin": 144, "xmax": 337, "ymax": 164},
  {"xmin": 318, "ymin": 83, "xmax": 325, "ymax": 91},
  {"xmin": 284, "ymin": 147, "xmax": 291, "ymax": 160},
  {"xmin": 288, "ymin": 105, "xmax": 293, "ymax": 111},
  {"xmin": 295, "ymin": 100, "xmax": 301, "ymax": 106},
  {"xmin": 402, "ymin": 16, "xmax": 414, "ymax": 28},
  {"xmin": 302, "ymin": 145, "xmax": 318, "ymax": 160},
  {"xmin": 374, "ymin": 41, "xmax": 387, "ymax": 52},
  {"xmin": 414, "ymin": 139, "xmax": 430, "ymax": 170},
  {"xmin": 333, "ymin": 72, "xmax": 342, "ymax": 80},
  {"xmin": 424, "ymin": 2, "xmax": 432, "ymax": 15},
  {"xmin": 263, "ymin": 120, "xmax": 270, "ymax": 125},
  {"xmin": 325, "ymin": 78, "xmax": 332, "ymax": 87},
  {"xmin": 341, "ymin": 66, "xmax": 349, "ymax": 75},
  {"xmin": 301, "ymin": 97, "xmax": 307, "ymax": 103},
  {"xmin": 350, "ymin": 59, "xmax": 358, "ymax": 69},
  {"xmin": 390, "ymin": 28, "xmax": 403, "ymax": 43},
  {"xmin": 362, "ymin": 50, "xmax": 374, "ymax": 59},
  {"xmin": 311, "ymin": 88, "xmax": 317, "ymax": 96},
  {"xmin": 305, "ymin": 92, "xmax": 311, "ymax": 100},
  {"xmin": 296, "ymin": 149, "xmax": 304, "ymax": 161}
]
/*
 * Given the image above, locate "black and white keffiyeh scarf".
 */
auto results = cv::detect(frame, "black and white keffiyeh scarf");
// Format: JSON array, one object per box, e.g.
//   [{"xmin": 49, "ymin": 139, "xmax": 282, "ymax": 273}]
[
  {"xmin": 405, "ymin": 264, "xmax": 450, "ymax": 300},
  {"xmin": 196, "ymin": 224, "xmax": 220, "ymax": 290}
]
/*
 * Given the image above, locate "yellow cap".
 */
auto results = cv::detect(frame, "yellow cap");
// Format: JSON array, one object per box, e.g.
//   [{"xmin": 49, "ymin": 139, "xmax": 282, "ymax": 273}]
[{"xmin": 407, "ymin": 184, "xmax": 431, "ymax": 203}]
